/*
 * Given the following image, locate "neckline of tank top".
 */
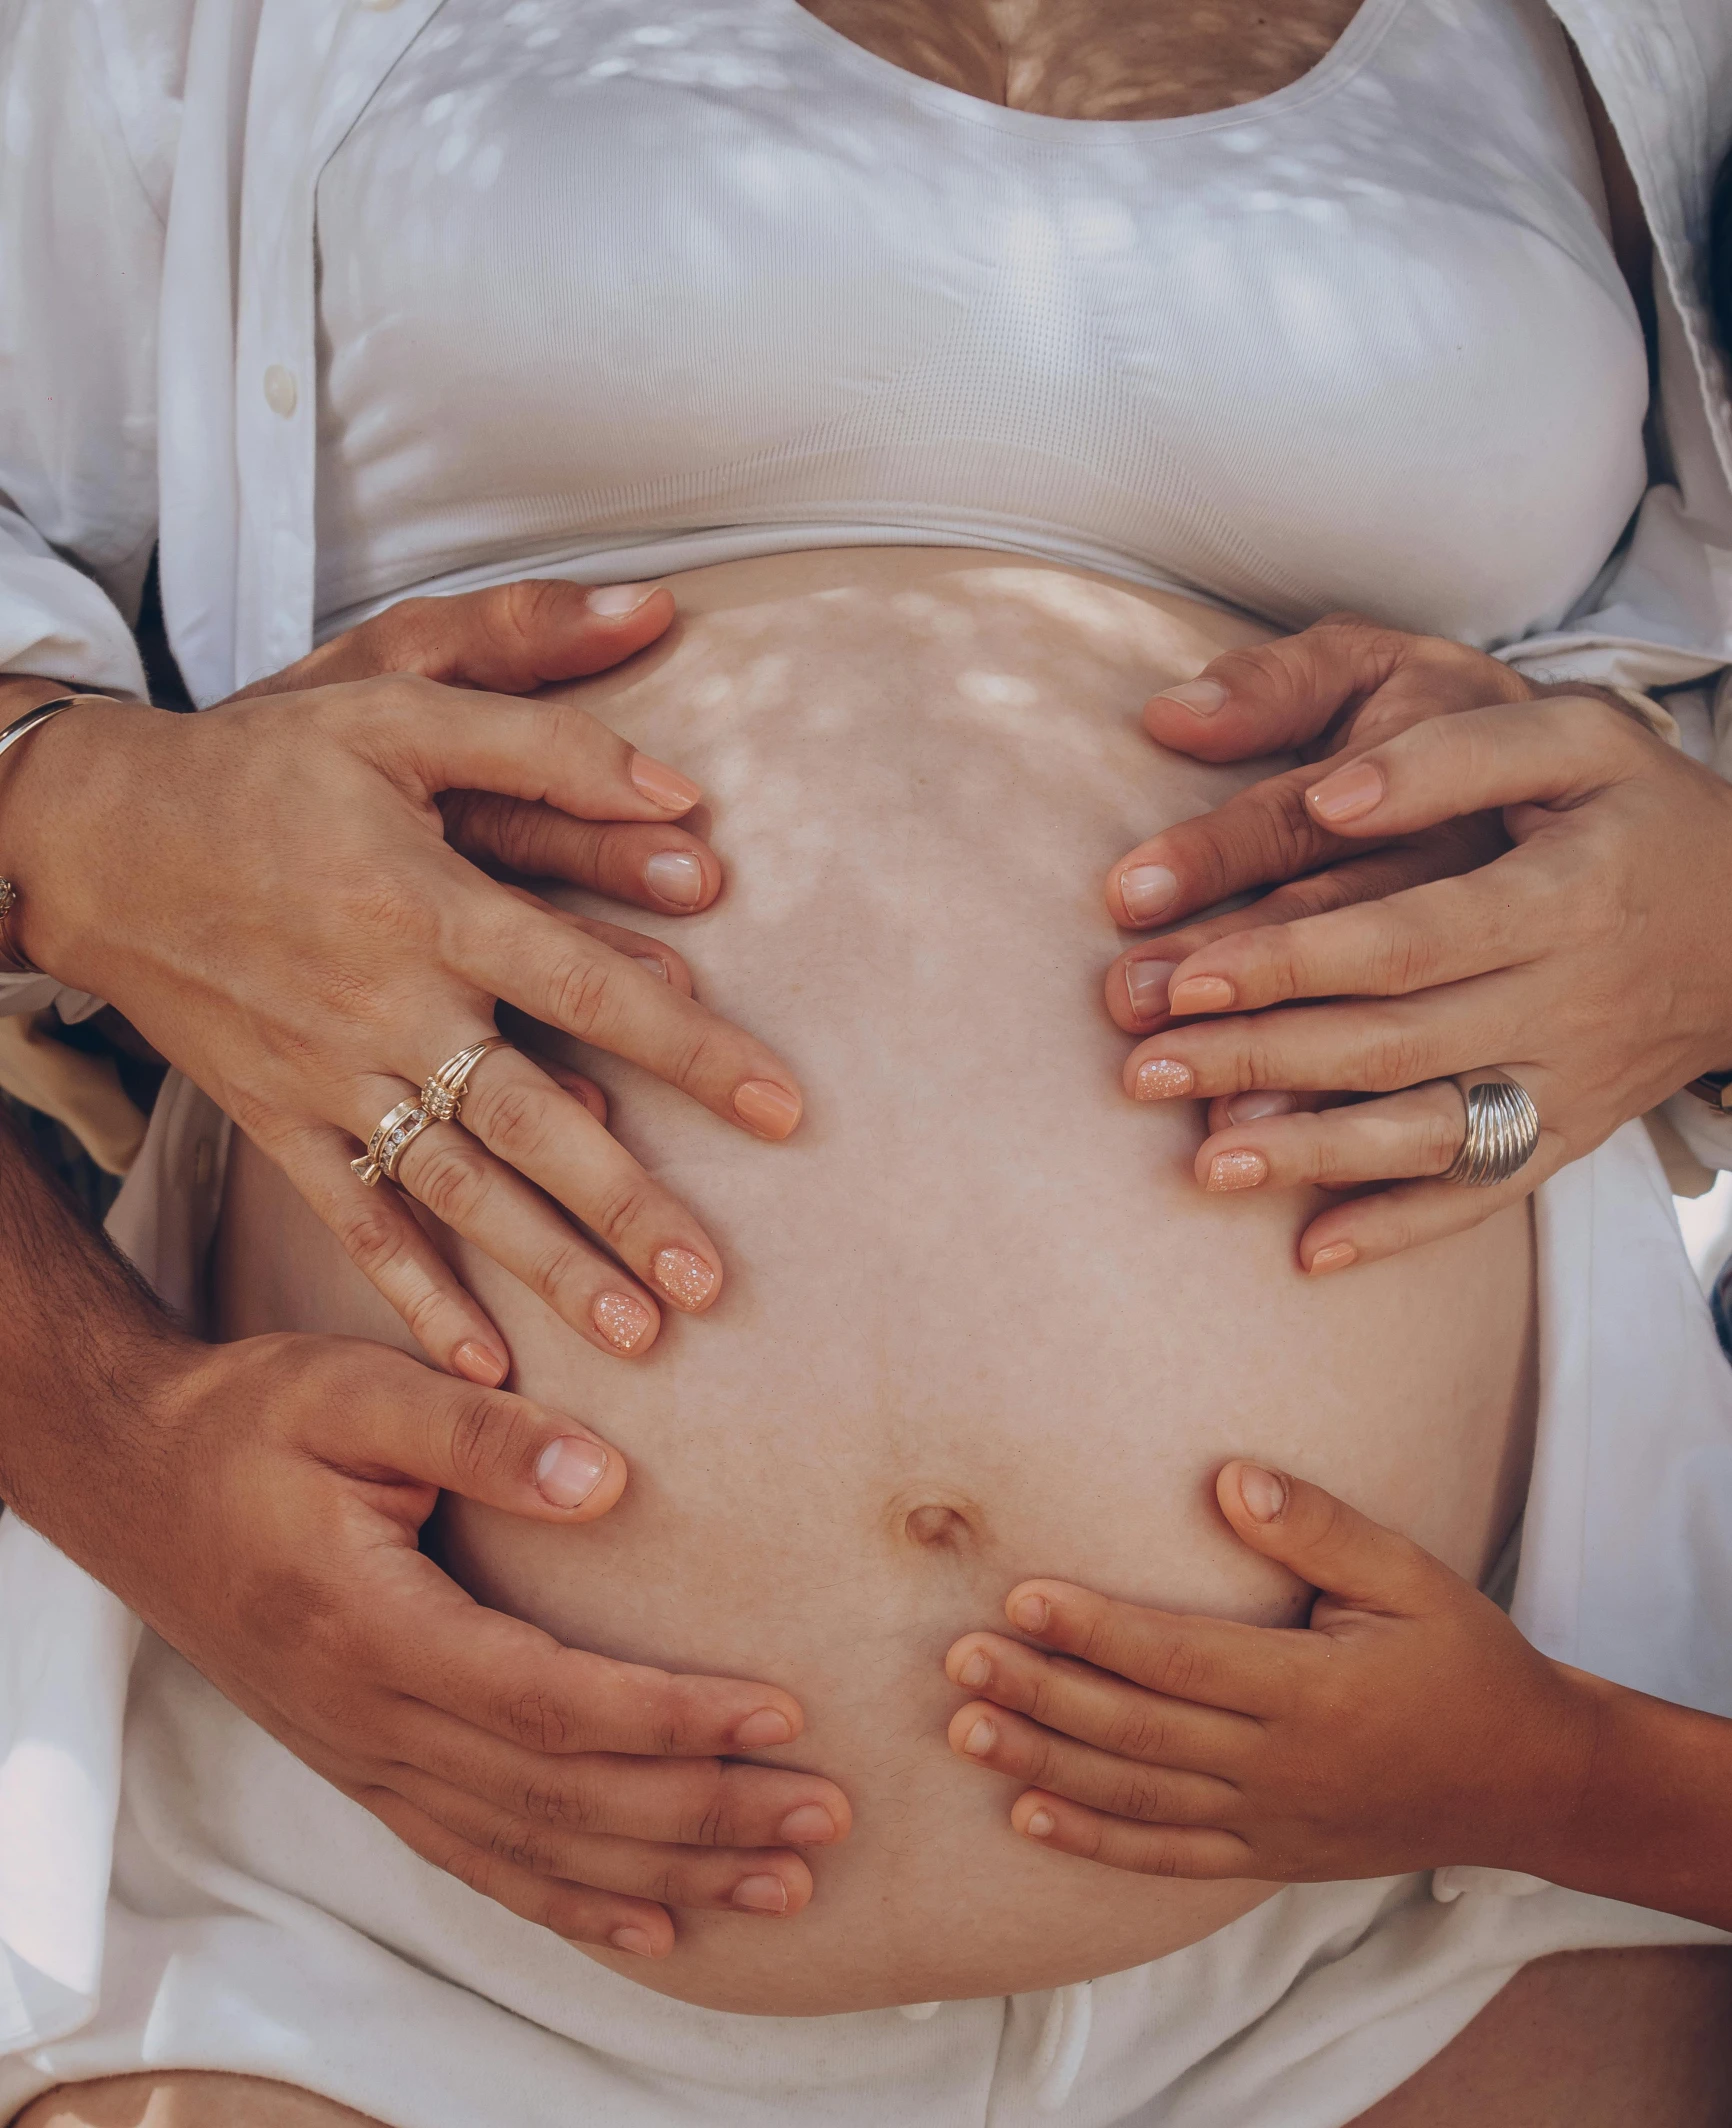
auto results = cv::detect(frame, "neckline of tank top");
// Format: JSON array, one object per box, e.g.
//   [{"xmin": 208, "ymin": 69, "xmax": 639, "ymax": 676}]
[{"xmin": 776, "ymin": 0, "xmax": 1409, "ymax": 143}]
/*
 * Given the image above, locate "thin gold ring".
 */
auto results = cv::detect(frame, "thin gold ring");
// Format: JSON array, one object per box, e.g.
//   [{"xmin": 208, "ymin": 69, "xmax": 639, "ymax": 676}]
[{"xmin": 420, "ymin": 1034, "xmax": 511, "ymax": 1125}]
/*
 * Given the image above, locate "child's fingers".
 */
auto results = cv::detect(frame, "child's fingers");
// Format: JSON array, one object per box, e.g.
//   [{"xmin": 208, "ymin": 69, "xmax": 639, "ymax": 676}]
[
  {"xmin": 947, "ymin": 1702, "xmax": 1243, "ymax": 1827},
  {"xmin": 943, "ymin": 1632, "xmax": 1260, "ymax": 1775},
  {"xmin": 1216, "ymin": 1462, "xmax": 1467, "ymax": 1617},
  {"xmin": 1001, "ymin": 1581, "xmax": 1310, "ymax": 1717},
  {"xmin": 1010, "ymin": 1790, "xmax": 1253, "ymax": 1879}
]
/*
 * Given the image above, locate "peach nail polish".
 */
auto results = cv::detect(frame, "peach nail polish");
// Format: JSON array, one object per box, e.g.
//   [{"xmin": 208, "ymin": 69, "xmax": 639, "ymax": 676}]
[
  {"xmin": 1309, "ymin": 1241, "xmax": 1359, "ymax": 1275},
  {"xmin": 1307, "ymin": 760, "xmax": 1384, "ymax": 823},
  {"xmin": 1134, "ymin": 1058, "xmax": 1194, "ymax": 1100},
  {"xmin": 734, "ymin": 1079, "xmax": 802, "ymax": 1139},
  {"xmin": 1207, "ymin": 1150, "xmax": 1268, "ymax": 1192},
  {"xmin": 653, "ymin": 1246, "xmax": 717, "ymax": 1309},
  {"xmin": 957, "ymin": 1651, "xmax": 991, "ymax": 1689},
  {"xmin": 453, "ymin": 1340, "xmax": 507, "ymax": 1386},
  {"xmin": 962, "ymin": 1718, "xmax": 997, "ymax": 1758},
  {"xmin": 629, "ymin": 752, "xmax": 702, "ymax": 810},
  {"xmin": 1023, "ymin": 1808, "xmax": 1057, "ymax": 1838},
  {"xmin": 1169, "ymin": 975, "xmax": 1235, "ymax": 1013},
  {"xmin": 592, "ymin": 1292, "xmax": 653, "ymax": 1351}
]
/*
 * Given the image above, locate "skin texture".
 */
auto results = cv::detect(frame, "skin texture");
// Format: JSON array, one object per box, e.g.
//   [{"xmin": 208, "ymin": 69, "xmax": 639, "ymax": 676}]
[
  {"xmin": 798, "ymin": 0, "xmax": 1366, "ymax": 120},
  {"xmin": 943, "ymin": 1462, "xmax": 1732, "ymax": 1931},
  {"xmin": 0, "ymin": 582, "xmax": 805, "ymax": 1385},
  {"xmin": 213, "ymin": 546, "xmax": 1539, "ymax": 2014},
  {"xmin": 1099, "ymin": 619, "xmax": 1732, "ymax": 1269}
]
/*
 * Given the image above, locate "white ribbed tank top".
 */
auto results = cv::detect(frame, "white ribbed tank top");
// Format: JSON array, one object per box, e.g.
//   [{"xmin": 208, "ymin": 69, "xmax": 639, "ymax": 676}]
[{"xmin": 313, "ymin": 0, "xmax": 1647, "ymax": 650}]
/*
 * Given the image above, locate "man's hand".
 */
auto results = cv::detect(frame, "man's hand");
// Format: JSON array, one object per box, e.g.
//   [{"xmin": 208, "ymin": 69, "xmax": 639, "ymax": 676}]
[{"xmin": 0, "ymin": 1116, "xmax": 849, "ymax": 1957}]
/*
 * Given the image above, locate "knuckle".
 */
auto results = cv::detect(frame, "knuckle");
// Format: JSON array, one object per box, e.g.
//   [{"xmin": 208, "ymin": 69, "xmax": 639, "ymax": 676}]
[
  {"xmin": 406, "ymin": 1137, "xmax": 492, "ymax": 1230},
  {"xmin": 334, "ymin": 1198, "xmax": 412, "ymax": 1277},
  {"xmin": 1117, "ymin": 1767, "xmax": 1172, "ymax": 1821},
  {"xmin": 478, "ymin": 1079, "xmax": 554, "ymax": 1163},
  {"xmin": 1357, "ymin": 1022, "xmax": 1431, "ymax": 1091},
  {"xmin": 497, "ymin": 1686, "xmax": 580, "ymax": 1754},
  {"xmin": 526, "ymin": 1235, "xmax": 600, "ymax": 1315},
  {"xmin": 579, "ymin": 1173, "xmax": 658, "ymax": 1251},
  {"xmin": 546, "ymin": 953, "xmax": 619, "ymax": 1037},
  {"xmin": 1109, "ymin": 1706, "xmax": 1172, "ymax": 1763}
]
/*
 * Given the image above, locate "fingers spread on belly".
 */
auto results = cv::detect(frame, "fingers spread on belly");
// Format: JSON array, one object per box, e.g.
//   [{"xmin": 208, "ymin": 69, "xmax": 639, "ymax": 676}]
[
  {"xmin": 945, "ymin": 1701, "xmax": 1241, "ymax": 1829},
  {"xmin": 1007, "ymin": 1790, "xmax": 1254, "ymax": 1881}
]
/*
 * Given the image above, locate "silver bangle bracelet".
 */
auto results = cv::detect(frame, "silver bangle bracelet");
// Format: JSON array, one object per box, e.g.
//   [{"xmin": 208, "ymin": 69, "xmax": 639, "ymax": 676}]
[{"xmin": 0, "ymin": 692, "xmax": 107, "ymax": 976}]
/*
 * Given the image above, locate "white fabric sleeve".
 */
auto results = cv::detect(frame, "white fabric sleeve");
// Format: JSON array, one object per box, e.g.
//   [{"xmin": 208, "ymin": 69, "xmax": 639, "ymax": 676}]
[{"xmin": 0, "ymin": 1, "xmax": 187, "ymax": 1022}]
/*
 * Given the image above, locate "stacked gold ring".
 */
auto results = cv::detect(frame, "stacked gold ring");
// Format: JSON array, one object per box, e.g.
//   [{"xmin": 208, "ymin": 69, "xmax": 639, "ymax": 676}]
[{"xmin": 352, "ymin": 1035, "xmax": 510, "ymax": 1188}]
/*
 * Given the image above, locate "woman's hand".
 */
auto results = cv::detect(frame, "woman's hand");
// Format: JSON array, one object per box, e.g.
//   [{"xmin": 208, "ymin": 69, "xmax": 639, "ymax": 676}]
[
  {"xmin": 940, "ymin": 1464, "xmax": 1590, "ymax": 1889},
  {"xmin": 0, "ymin": 580, "xmax": 806, "ymax": 1374},
  {"xmin": 1099, "ymin": 618, "xmax": 1732, "ymax": 1269}
]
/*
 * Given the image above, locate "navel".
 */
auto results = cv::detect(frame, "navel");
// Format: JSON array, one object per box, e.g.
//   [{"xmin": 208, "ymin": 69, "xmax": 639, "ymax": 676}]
[{"xmin": 889, "ymin": 1489, "xmax": 984, "ymax": 1553}]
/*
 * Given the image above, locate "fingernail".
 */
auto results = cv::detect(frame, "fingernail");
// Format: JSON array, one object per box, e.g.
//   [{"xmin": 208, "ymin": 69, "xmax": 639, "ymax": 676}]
[
  {"xmin": 732, "ymin": 1874, "xmax": 790, "ymax": 1915},
  {"xmin": 633, "ymin": 954, "xmax": 670, "ymax": 980},
  {"xmin": 535, "ymin": 1436, "xmax": 609, "ymax": 1509},
  {"xmin": 609, "ymin": 1926, "xmax": 657, "ymax": 1956},
  {"xmin": 1156, "ymin": 678, "xmax": 1227, "ymax": 716},
  {"xmin": 644, "ymin": 850, "xmax": 706, "ymax": 906},
  {"xmin": 1134, "ymin": 1058, "xmax": 1194, "ymax": 1101},
  {"xmin": 1010, "ymin": 1593, "xmax": 1049, "ymax": 1632},
  {"xmin": 453, "ymin": 1340, "xmax": 507, "ymax": 1386},
  {"xmin": 589, "ymin": 581, "xmax": 660, "ymax": 617},
  {"xmin": 1307, "ymin": 760, "xmax": 1384, "ymax": 823},
  {"xmin": 1119, "ymin": 863, "xmax": 1179, "ymax": 924},
  {"xmin": 1227, "ymin": 1090, "xmax": 1295, "ymax": 1123},
  {"xmin": 734, "ymin": 1707, "xmax": 795, "ymax": 1749},
  {"xmin": 962, "ymin": 1717, "xmax": 998, "ymax": 1758},
  {"xmin": 733, "ymin": 1079, "xmax": 802, "ymax": 1139},
  {"xmin": 1169, "ymin": 975, "xmax": 1234, "ymax": 1014},
  {"xmin": 777, "ymin": 1804, "xmax": 837, "ymax": 1844},
  {"xmin": 956, "ymin": 1651, "xmax": 991, "ymax": 1689},
  {"xmin": 629, "ymin": 753, "xmax": 703, "ymax": 811},
  {"xmin": 1308, "ymin": 1240, "xmax": 1359, "ymax": 1276},
  {"xmin": 591, "ymin": 1292, "xmax": 653, "ymax": 1352},
  {"xmin": 1023, "ymin": 1807, "xmax": 1057, "ymax": 1838},
  {"xmin": 1237, "ymin": 1464, "xmax": 1288, "ymax": 1523},
  {"xmin": 1124, "ymin": 959, "xmax": 1177, "ymax": 1020},
  {"xmin": 653, "ymin": 1246, "xmax": 718, "ymax": 1310},
  {"xmin": 1207, "ymin": 1150, "xmax": 1269, "ymax": 1192}
]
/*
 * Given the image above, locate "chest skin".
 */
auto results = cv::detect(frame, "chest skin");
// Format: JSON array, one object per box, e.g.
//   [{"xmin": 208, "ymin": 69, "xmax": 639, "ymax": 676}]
[{"xmin": 796, "ymin": 0, "xmax": 1366, "ymax": 120}]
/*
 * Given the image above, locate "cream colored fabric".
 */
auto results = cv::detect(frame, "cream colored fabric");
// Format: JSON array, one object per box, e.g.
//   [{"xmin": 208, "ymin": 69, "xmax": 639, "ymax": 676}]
[{"xmin": 0, "ymin": 1017, "xmax": 144, "ymax": 1176}]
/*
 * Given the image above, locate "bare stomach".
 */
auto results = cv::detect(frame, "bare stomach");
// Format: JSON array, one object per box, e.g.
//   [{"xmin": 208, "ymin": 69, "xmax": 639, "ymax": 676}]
[{"xmin": 214, "ymin": 548, "xmax": 1536, "ymax": 2014}]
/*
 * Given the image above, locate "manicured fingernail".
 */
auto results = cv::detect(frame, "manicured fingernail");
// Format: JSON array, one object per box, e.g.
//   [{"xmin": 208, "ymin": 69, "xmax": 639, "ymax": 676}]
[
  {"xmin": 590, "ymin": 581, "xmax": 660, "ymax": 616},
  {"xmin": 1119, "ymin": 863, "xmax": 1179, "ymax": 924},
  {"xmin": 1156, "ymin": 678, "xmax": 1227, "ymax": 716},
  {"xmin": 1135, "ymin": 1058, "xmax": 1194, "ymax": 1100},
  {"xmin": 733, "ymin": 1079, "xmax": 802, "ymax": 1139},
  {"xmin": 653, "ymin": 1246, "xmax": 718, "ymax": 1309},
  {"xmin": 1307, "ymin": 760, "xmax": 1384, "ymax": 823},
  {"xmin": 956, "ymin": 1651, "xmax": 991, "ymax": 1688},
  {"xmin": 1124, "ymin": 959, "xmax": 1177, "ymax": 1020},
  {"xmin": 962, "ymin": 1717, "xmax": 998, "ymax": 1758},
  {"xmin": 609, "ymin": 1926, "xmax": 657, "ymax": 1956},
  {"xmin": 1227, "ymin": 1090, "xmax": 1295, "ymax": 1123},
  {"xmin": 1309, "ymin": 1240, "xmax": 1359, "ymax": 1275},
  {"xmin": 732, "ymin": 1874, "xmax": 790, "ymax": 1915},
  {"xmin": 1169, "ymin": 976, "xmax": 1234, "ymax": 1013},
  {"xmin": 1237, "ymin": 1464, "xmax": 1288, "ymax": 1523},
  {"xmin": 592, "ymin": 1292, "xmax": 653, "ymax": 1352},
  {"xmin": 633, "ymin": 954, "xmax": 670, "ymax": 980},
  {"xmin": 1011, "ymin": 1593, "xmax": 1049, "ymax": 1632},
  {"xmin": 535, "ymin": 1436, "xmax": 609, "ymax": 1508},
  {"xmin": 453, "ymin": 1340, "xmax": 507, "ymax": 1386},
  {"xmin": 733, "ymin": 1707, "xmax": 795, "ymax": 1748},
  {"xmin": 777, "ymin": 1804, "xmax": 837, "ymax": 1844},
  {"xmin": 1207, "ymin": 1150, "xmax": 1268, "ymax": 1192},
  {"xmin": 1023, "ymin": 1807, "xmax": 1057, "ymax": 1838},
  {"xmin": 629, "ymin": 752, "xmax": 703, "ymax": 811},
  {"xmin": 644, "ymin": 850, "xmax": 706, "ymax": 905}
]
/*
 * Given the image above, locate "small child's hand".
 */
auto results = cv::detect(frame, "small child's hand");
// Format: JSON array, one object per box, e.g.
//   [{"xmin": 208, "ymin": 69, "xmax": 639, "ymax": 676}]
[{"xmin": 943, "ymin": 1462, "xmax": 1600, "ymax": 1884}]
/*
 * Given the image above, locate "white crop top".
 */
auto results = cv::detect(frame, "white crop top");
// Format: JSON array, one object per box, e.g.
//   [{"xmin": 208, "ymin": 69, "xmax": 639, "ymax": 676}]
[{"xmin": 313, "ymin": 0, "xmax": 1648, "ymax": 651}]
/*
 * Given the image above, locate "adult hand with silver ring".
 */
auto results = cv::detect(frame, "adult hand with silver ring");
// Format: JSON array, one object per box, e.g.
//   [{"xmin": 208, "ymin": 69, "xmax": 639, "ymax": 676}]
[
  {"xmin": 0, "ymin": 578, "xmax": 804, "ymax": 1377},
  {"xmin": 1107, "ymin": 691, "xmax": 1732, "ymax": 1270}
]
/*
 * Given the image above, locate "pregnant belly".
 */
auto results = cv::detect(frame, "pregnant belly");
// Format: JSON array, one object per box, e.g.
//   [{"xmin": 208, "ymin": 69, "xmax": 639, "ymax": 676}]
[{"xmin": 215, "ymin": 547, "xmax": 1536, "ymax": 2014}]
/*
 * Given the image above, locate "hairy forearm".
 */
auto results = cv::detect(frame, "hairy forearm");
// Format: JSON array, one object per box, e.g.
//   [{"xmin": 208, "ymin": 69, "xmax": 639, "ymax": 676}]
[
  {"xmin": 1531, "ymin": 1668, "xmax": 1732, "ymax": 1930},
  {"xmin": 0, "ymin": 1100, "xmax": 181, "ymax": 1546}
]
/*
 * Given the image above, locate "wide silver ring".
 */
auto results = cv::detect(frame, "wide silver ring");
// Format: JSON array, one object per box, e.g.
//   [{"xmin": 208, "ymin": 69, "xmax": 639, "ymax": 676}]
[
  {"xmin": 1442, "ymin": 1077, "xmax": 1541, "ymax": 1188},
  {"xmin": 420, "ymin": 1034, "xmax": 510, "ymax": 1125}
]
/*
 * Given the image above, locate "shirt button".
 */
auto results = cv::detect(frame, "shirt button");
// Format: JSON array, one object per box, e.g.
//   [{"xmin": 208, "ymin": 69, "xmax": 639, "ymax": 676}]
[{"xmin": 263, "ymin": 364, "xmax": 298, "ymax": 418}]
